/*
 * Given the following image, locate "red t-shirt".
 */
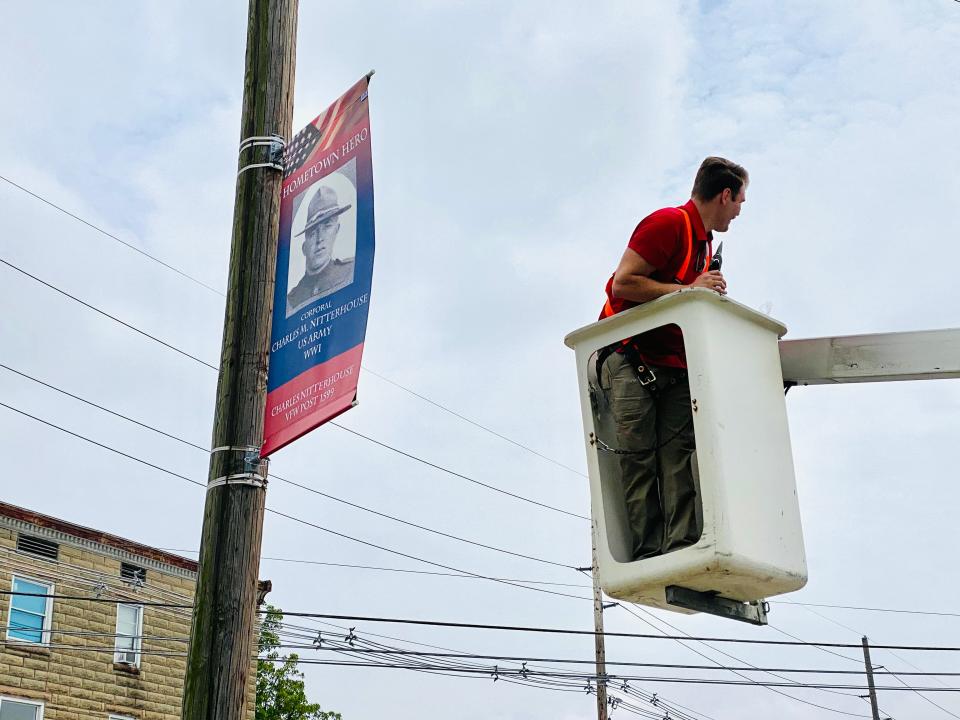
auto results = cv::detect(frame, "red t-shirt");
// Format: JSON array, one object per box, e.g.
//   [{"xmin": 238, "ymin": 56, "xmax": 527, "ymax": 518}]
[{"xmin": 601, "ymin": 199, "xmax": 712, "ymax": 369}]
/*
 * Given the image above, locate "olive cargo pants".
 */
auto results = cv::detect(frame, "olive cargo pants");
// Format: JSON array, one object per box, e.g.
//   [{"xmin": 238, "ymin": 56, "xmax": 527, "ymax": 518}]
[{"xmin": 600, "ymin": 352, "xmax": 701, "ymax": 559}]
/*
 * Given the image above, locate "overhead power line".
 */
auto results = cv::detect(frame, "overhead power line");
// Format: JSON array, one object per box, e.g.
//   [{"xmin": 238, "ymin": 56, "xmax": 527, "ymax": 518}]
[
  {"xmin": 0, "ymin": 172, "xmax": 586, "ymax": 480},
  {"xmin": 0, "ymin": 589, "xmax": 191, "ymax": 609},
  {"xmin": 880, "ymin": 665, "xmax": 960, "ymax": 720},
  {"xmin": 618, "ymin": 602, "xmax": 870, "ymax": 717},
  {"xmin": 0, "ymin": 400, "xmax": 591, "ymax": 603},
  {"xmin": 0, "ymin": 261, "xmax": 586, "ymax": 520},
  {"xmin": 163, "ymin": 549, "xmax": 592, "ymax": 589},
  {"xmin": 6, "ymin": 631, "xmax": 954, "ymax": 696},
  {"xmin": 252, "ymin": 610, "xmax": 960, "ymax": 652},
  {"xmin": 280, "ymin": 614, "xmax": 716, "ymax": 720},
  {"xmin": 326, "ymin": 421, "xmax": 587, "ymax": 520},
  {"xmin": 0, "ymin": 173, "xmax": 224, "ymax": 296},
  {"xmin": 766, "ymin": 623, "xmax": 864, "ymax": 666},
  {"xmin": 0, "ymin": 362, "xmax": 580, "ymax": 567},
  {"xmin": 0, "ymin": 257, "xmax": 218, "ymax": 370},
  {"xmin": 9, "ymin": 582, "xmax": 960, "ymax": 658},
  {"xmin": 787, "ymin": 600, "xmax": 960, "ymax": 719},
  {"xmin": 359, "ymin": 365, "xmax": 587, "ymax": 478},
  {"xmin": 259, "ymin": 646, "xmax": 960, "ymax": 676},
  {"xmin": 254, "ymin": 657, "xmax": 960, "ymax": 692},
  {"xmin": 0, "ymin": 625, "xmax": 188, "ymax": 643},
  {"xmin": 776, "ymin": 600, "xmax": 960, "ymax": 619}
]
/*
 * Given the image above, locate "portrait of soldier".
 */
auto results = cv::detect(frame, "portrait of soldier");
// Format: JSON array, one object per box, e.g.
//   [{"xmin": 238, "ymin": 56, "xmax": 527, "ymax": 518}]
[{"xmin": 286, "ymin": 185, "xmax": 355, "ymax": 315}]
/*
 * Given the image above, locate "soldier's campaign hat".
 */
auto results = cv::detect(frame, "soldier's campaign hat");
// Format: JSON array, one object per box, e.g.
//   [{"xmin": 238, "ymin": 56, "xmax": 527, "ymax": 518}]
[{"xmin": 296, "ymin": 185, "xmax": 352, "ymax": 235}]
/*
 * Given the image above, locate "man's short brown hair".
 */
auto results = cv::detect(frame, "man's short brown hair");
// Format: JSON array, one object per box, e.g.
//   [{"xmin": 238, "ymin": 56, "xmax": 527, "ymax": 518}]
[{"xmin": 691, "ymin": 157, "xmax": 748, "ymax": 201}]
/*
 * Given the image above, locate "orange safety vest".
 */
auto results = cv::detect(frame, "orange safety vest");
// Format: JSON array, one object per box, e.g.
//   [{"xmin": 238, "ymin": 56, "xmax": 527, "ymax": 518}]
[{"xmin": 600, "ymin": 207, "xmax": 711, "ymax": 320}]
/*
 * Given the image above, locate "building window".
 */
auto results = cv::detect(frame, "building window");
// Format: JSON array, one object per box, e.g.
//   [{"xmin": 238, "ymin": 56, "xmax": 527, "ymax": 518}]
[
  {"xmin": 0, "ymin": 696, "xmax": 44, "ymax": 719},
  {"xmin": 114, "ymin": 604, "xmax": 143, "ymax": 667},
  {"xmin": 6, "ymin": 576, "xmax": 53, "ymax": 645},
  {"xmin": 108, "ymin": 715, "xmax": 136, "ymax": 720}
]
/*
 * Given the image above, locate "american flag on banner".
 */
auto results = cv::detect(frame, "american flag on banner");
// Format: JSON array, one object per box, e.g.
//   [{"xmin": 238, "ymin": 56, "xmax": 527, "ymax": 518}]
[
  {"xmin": 282, "ymin": 85, "xmax": 370, "ymax": 178},
  {"xmin": 282, "ymin": 124, "xmax": 322, "ymax": 179}
]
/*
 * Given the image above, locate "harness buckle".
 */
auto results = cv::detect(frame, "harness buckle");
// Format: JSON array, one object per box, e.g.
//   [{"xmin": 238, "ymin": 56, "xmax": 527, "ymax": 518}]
[{"xmin": 636, "ymin": 364, "xmax": 657, "ymax": 386}]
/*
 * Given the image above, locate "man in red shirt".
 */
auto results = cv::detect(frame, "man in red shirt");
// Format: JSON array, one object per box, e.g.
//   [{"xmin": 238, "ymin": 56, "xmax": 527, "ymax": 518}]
[{"xmin": 599, "ymin": 157, "xmax": 748, "ymax": 560}]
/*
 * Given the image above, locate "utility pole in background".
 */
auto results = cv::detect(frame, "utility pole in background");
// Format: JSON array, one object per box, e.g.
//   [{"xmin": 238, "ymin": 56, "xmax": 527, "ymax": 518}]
[
  {"xmin": 181, "ymin": 0, "xmax": 297, "ymax": 718},
  {"xmin": 861, "ymin": 636, "xmax": 881, "ymax": 720},
  {"xmin": 591, "ymin": 527, "xmax": 609, "ymax": 720}
]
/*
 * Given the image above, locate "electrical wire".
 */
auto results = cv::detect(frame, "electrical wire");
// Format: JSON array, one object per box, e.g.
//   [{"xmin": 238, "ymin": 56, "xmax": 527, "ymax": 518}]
[
  {"xmin": 278, "ymin": 612, "xmax": 719, "ymax": 720},
  {"xmin": 0, "ymin": 547, "xmax": 194, "ymax": 597},
  {"xmin": 0, "ymin": 589, "xmax": 192, "ymax": 609},
  {"xmin": 264, "ymin": 506, "xmax": 592, "ymax": 602},
  {"xmin": 322, "ymin": 640, "xmax": 668, "ymax": 718},
  {"xmin": 878, "ymin": 665, "xmax": 960, "ymax": 719},
  {"xmin": 0, "ymin": 257, "xmax": 218, "ymax": 371},
  {"xmin": 0, "ymin": 174, "xmax": 224, "ymax": 296},
  {"xmin": 358, "ymin": 366, "xmax": 587, "ymax": 479},
  {"xmin": 767, "ymin": 623, "xmax": 864, "ymax": 665},
  {"xmin": 15, "ymin": 562, "xmax": 942, "ymax": 718},
  {"xmin": 0, "ymin": 560, "xmax": 700, "ymax": 720},
  {"xmin": 326, "ymin": 421, "xmax": 588, "ymax": 519},
  {"xmin": 256, "ymin": 646, "xmax": 960, "ymax": 676},
  {"xmin": 790, "ymin": 602, "xmax": 960, "ymax": 719},
  {"xmin": 618, "ymin": 603, "xmax": 870, "ymax": 717},
  {"xmin": 0, "ymin": 264, "xmax": 587, "ymax": 521},
  {"xmin": 0, "ymin": 400, "xmax": 593, "ymax": 603},
  {"xmin": 250, "ymin": 610, "xmax": 960, "ymax": 652},
  {"xmin": 0, "ymin": 553, "xmax": 197, "ymax": 630},
  {"xmin": 165, "ymin": 549, "xmax": 592, "ymax": 588},
  {"xmin": 0, "ymin": 362, "xmax": 582, "ymax": 567},
  {"xmin": 0, "ymin": 625, "xmax": 187, "ymax": 643},
  {"xmin": 252, "ymin": 657, "xmax": 960, "ymax": 692},
  {"xmin": 775, "ymin": 601, "xmax": 960, "ymax": 619},
  {"xmin": 0, "ymin": 173, "xmax": 588, "ymax": 481},
  {"xmin": 274, "ymin": 620, "xmax": 714, "ymax": 720}
]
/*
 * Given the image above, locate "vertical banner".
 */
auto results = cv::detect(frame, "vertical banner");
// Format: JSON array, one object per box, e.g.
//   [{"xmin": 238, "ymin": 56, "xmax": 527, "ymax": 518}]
[{"xmin": 262, "ymin": 76, "xmax": 375, "ymax": 456}]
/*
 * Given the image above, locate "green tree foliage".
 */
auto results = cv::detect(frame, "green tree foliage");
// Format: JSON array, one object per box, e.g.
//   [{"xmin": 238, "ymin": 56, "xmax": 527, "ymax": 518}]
[{"xmin": 257, "ymin": 605, "xmax": 342, "ymax": 720}]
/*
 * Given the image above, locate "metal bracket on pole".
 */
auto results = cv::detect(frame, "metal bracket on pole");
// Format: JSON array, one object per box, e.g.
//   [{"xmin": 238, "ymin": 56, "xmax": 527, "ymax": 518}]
[
  {"xmin": 208, "ymin": 445, "xmax": 269, "ymax": 489},
  {"xmin": 237, "ymin": 134, "xmax": 286, "ymax": 176},
  {"xmin": 665, "ymin": 586, "xmax": 769, "ymax": 626}
]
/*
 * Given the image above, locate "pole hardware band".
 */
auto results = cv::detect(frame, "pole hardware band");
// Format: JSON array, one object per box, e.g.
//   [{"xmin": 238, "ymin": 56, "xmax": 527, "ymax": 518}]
[
  {"xmin": 237, "ymin": 134, "xmax": 286, "ymax": 176},
  {"xmin": 207, "ymin": 445, "xmax": 269, "ymax": 490},
  {"xmin": 208, "ymin": 474, "xmax": 266, "ymax": 490}
]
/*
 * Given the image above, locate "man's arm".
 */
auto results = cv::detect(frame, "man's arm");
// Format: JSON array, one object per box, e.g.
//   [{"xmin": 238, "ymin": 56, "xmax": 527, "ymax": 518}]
[{"xmin": 611, "ymin": 247, "xmax": 726, "ymax": 303}]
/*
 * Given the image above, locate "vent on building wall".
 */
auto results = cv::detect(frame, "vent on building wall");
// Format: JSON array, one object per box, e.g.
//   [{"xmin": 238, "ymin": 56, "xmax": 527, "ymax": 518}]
[
  {"xmin": 16, "ymin": 534, "xmax": 60, "ymax": 561},
  {"xmin": 121, "ymin": 562, "xmax": 147, "ymax": 585}
]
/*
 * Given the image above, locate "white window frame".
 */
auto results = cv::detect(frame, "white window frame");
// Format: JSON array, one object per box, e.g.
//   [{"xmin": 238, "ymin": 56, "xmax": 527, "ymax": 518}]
[
  {"xmin": 5, "ymin": 575, "xmax": 54, "ymax": 646},
  {"xmin": 0, "ymin": 695, "xmax": 45, "ymax": 719},
  {"xmin": 113, "ymin": 603, "xmax": 144, "ymax": 667}
]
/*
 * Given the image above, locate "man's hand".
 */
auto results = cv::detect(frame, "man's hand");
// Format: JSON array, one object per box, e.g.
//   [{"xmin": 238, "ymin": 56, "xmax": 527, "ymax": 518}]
[{"xmin": 690, "ymin": 270, "xmax": 727, "ymax": 295}]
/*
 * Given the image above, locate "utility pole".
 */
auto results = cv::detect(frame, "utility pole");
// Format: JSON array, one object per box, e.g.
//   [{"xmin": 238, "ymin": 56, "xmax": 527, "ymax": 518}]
[
  {"xmin": 591, "ymin": 526, "xmax": 609, "ymax": 720},
  {"xmin": 181, "ymin": 1, "xmax": 297, "ymax": 718},
  {"xmin": 861, "ymin": 636, "xmax": 881, "ymax": 720}
]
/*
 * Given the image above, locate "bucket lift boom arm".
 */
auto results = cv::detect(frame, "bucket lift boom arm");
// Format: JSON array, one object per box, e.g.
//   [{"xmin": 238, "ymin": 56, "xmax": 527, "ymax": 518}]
[{"xmin": 780, "ymin": 328, "xmax": 960, "ymax": 385}]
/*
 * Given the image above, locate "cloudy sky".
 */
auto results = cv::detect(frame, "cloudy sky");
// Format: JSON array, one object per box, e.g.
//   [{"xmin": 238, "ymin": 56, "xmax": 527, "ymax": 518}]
[{"xmin": 2, "ymin": 1, "xmax": 960, "ymax": 718}]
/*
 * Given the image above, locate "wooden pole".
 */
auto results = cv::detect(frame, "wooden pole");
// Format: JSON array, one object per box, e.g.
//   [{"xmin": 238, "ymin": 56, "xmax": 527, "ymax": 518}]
[
  {"xmin": 592, "ymin": 526, "xmax": 609, "ymax": 720},
  {"xmin": 861, "ymin": 636, "xmax": 881, "ymax": 720},
  {"xmin": 181, "ymin": 0, "xmax": 297, "ymax": 717}
]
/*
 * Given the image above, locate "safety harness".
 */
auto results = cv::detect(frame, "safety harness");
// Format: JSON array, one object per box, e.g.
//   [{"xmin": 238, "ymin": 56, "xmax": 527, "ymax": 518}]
[{"xmin": 595, "ymin": 207, "xmax": 711, "ymax": 393}]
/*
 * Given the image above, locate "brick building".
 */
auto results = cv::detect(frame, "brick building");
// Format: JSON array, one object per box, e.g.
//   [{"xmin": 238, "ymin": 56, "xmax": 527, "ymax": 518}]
[{"xmin": 0, "ymin": 502, "xmax": 257, "ymax": 719}]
